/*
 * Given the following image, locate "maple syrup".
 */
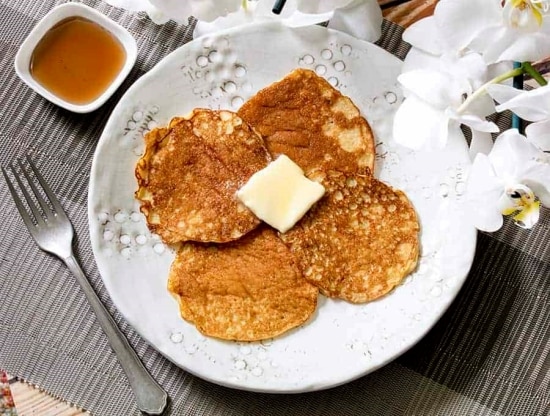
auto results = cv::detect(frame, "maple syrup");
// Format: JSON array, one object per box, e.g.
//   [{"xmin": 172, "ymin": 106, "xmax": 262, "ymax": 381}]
[{"xmin": 30, "ymin": 17, "xmax": 126, "ymax": 105}]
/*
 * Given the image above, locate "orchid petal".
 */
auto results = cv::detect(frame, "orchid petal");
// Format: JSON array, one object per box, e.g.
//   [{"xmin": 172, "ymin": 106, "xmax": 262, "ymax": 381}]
[
  {"xmin": 526, "ymin": 120, "xmax": 550, "ymax": 151},
  {"xmin": 402, "ymin": 48, "xmax": 441, "ymax": 73},
  {"xmin": 469, "ymin": 22, "xmax": 550, "ymax": 64},
  {"xmin": 497, "ymin": 32, "xmax": 550, "ymax": 63},
  {"xmin": 490, "ymin": 84, "xmax": 550, "ymax": 122},
  {"xmin": 392, "ymin": 95, "xmax": 449, "ymax": 149},
  {"xmin": 150, "ymin": 0, "xmax": 242, "ymax": 22},
  {"xmin": 465, "ymin": 153, "xmax": 505, "ymax": 232},
  {"xmin": 284, "ymin": 11, "xmax": 334, "ymax": 27},
  {"xmin": 465, "ymin": 90, "xmax": 497, "ymax": 118},
  {"xmin": 523, "ymin": 173, "xmax": 550, "ymax": 207},
  {"xmin": 102, "ymin": 0, "xmax": 170, "ymax": 23},
  {"xmin": 486, "ymin": 83, "xmax": 524, "ymax": 104},
  {"xmin": 455, "ymin": 113, "xmax": 499, "ymax": 133},
  {"xmin": 435, "ymin": 0, "xmax": 502, "ymax": 52},
  {"xmin": 328, "ymin": 0, "xmax": 382, "ymax": 42},
  {"xmin": 467, "ymin": 153, "xmax": 501, "ymax": 196},
  {"xmin": 496, "ymin": 101, "xmax": 550, "ymax": 122},
  {"xmin": 488, "ymin": 129, "xmax": 531, "ymax": 180},
  {"xmin": 398, "ymin": 69, "xmax": 462, "ymax": 108},
  {"xmin": 194, "ymin": 8, "xmax": 256, "ymax": 37},
  {"xmin": 444, "ymin": 52, "xmax": 488, "ymax": 93},
  {"xmin": 145, "ymin": 4, "xmax": 171, "ymax": 24},
  {"xmin": 447, "ymin": 104, "xmax": 498, "ymax": 133},
  {"xmin": 470, "ymin": 26, "xmax": 518, "ymax": 64},
  {"xmin": 296, "ymin": 0, "xmax": 353, "ymax": 13},
  {"xmin": 469, "ymin": 130, "xmax": 495, "ymax": 159},
  {"xmin": 489, "ymin": 130, "xmax": 550, "ymax": 201},
  {"xmin": 103, "ymin": 0, "xmax": 153, "ymax": 12},
  {"xmin": 521, "ymin": 157, "xmax": 550, "ymax": 207},
  {"xmin": 403, "ymin": 17, "xmax": 444, "ymax": 55},
  {"xmin": 447, "ymin": 123, "xmax": 469, "ymax": 149},
  {"xmin": 486, "ymin": 61, "xmax": 515, "ymax": 84}
]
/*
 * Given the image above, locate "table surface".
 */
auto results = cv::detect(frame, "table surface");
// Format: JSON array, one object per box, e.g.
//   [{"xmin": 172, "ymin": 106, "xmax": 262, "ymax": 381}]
[
  {"xmin": 6, "ymin": 1, "xmax": 438, "ymax": 414},
  {"xmin": 3, "ymin": 0, "xmax": 550, "ymax": 415}
]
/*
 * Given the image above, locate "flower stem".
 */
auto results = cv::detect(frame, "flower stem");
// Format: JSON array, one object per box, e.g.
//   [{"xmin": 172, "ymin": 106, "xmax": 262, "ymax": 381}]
[
  {"xmin": 523, "ymin": 62, "xmax": 548, "ymax": 86},
  {"xmin": 457, "ymin": 62, "xmax": 548, "ymax": 114},
  {"xmin": 457, "ymin": 67, "xmax": 523, "ymax": 114}
]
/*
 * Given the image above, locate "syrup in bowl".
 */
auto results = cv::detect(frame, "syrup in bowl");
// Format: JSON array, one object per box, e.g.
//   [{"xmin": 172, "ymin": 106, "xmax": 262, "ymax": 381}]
[{"xmin": 30, "ymin": 16, "xmax": 126, "ymax": 105}]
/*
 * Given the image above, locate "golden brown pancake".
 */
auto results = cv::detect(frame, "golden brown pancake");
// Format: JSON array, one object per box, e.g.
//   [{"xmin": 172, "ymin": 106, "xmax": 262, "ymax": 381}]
[
  {"xmin": 135, "ymin": 109, "xmax": 271, "ymax": 244},
  {"xmin": 167, "ymin": 226, "xmax": 319, "ymax": 341},
  {"xmin": 280, "ymin": 170, "xmax": 419, "ymax": 303},
  {"xmin": 238, "ymin": 68, "xmax": 375, "ymax": 175}
]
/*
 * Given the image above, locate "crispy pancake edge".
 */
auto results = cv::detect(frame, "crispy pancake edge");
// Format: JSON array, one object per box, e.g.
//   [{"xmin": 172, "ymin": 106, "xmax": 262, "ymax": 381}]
[
  {"xmin": 280, "ymin": 170, "xmax": 420, "ymax": 303},
  {"xmin": 135, "ymin": 109, "xmax": 271, "ymax": 244},
  {"xmin": 167, "ymin": 226, "xmax": 319, "ymax": 341},
  {"xmin": 238, "ymin": 68, "xmax": 376, "ymax": 175}
]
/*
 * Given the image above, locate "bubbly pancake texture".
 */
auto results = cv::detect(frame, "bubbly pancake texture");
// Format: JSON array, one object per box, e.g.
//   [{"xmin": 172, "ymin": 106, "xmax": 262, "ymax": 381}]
[
  {"xmin": 280, "ymin": 170, "xmax": 419, "ymax": 303},
  {"xmin": 167, "ymin": 227, "xmax": 319, "ymax": 341},
  {"xmin": 135, "ymin": 109, "xmax": 271, "ymax": 244},
  {"xmin": 238, "ymin": 68, "xmax": 375, "ymax": 175}
]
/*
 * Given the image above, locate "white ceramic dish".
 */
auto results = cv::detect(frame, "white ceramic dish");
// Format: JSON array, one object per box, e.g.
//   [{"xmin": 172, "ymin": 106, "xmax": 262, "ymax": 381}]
[
  {"xmin": 14, "ymin": 3, "xmax": 137, "ymax": 113},
  {"xmin": 88, "ymin": 21, "xmax": 477, "ymax": 393}
]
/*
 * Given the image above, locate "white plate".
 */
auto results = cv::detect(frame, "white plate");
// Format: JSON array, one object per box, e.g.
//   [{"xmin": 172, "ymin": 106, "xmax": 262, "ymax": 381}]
[{"xmin": 88, "ymin": 21, "xmax": 476, "ymax": 393}]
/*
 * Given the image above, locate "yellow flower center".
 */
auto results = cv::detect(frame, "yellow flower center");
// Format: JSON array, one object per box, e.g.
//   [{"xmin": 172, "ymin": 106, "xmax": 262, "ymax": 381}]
[
  {"xmin": 500, "ymin": 185, "xmax": 541, "ymax": 228},
  {"xmin": 507, "ymin": 0, "xmax": 549, "ymax": 28},
  {"xmin": 511, "ymin": 199, "xmax": 541, "ymax": 226}
]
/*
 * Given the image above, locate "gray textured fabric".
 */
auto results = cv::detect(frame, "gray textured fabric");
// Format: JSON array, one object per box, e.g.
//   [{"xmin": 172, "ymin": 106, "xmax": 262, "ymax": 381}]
[{"xmin": 1, "ymin": 1, "xmax": 549, "ymax": 415}]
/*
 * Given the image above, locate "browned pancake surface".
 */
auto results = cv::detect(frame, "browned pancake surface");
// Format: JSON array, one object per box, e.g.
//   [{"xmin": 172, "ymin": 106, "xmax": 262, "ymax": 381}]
[
  {"xmin": 135, "ymin": 109, "xmax": 271, "ymax": 243},
  {"xmin": 167, "ymin": 227, "xmax": 318, "ymax": 341},
  {"xmin": 280, "ymin": 170, "xmax": 419, "ymax": 303},
  {"xmin": 238, "ymin": 68, "xmax": 375, "ymax": 175}
]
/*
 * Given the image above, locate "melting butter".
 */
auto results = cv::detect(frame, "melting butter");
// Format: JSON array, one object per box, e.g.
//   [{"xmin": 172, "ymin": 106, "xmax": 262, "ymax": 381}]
[{"xmin": 237, "ymin": 155, "xmax": 325, "ymax": 233}]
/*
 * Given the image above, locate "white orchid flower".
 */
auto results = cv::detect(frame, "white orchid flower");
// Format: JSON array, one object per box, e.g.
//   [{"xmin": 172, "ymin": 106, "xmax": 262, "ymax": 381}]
[
  {"xmin": 487, "ymin": 83, "xmax": 550, "ymax": 151},
  {"xmin": 102, "ymin": 0, "xmax": 170, "ymax": 24},
  {"xmin": 296, "ymin": 0, "xmax": 356, "ymax": 13},
  {"xmin": 393, "ymin": 52, "xmax": 498, "ymax": 152},
  {"xmin": 103, "ymin": 0, "xmax": 383, "ymax": 42},
  {"xmin": 400, "ymin": 16, "xmax": 448, "ymax": 75},
  {"xmin": 149, "ymin": 0, "xmax": 243, "ymax": 22},
  {"xmin": 102, "ymin": 0, "xmax": 243, "ymax": 24},
  {"xmin": 434, "ymin": 0, "xmax": 550, "ymax": 63},
  {"xmin": 465, "ymin": 129, "xmax": 550, "ymax": 231},
  {"xmin": 401, "ymin": 14, "xmax": 518, "ymax": 103},
  {"xmin": 194, "ymin": 0, "xmax": 382, "ymax": 41}
]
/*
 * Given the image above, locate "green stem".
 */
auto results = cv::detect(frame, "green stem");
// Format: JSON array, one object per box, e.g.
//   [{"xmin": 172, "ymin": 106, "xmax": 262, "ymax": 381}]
[
  {"xmin": 523, "ymin": 62, "xmax": 548, "ymax": 86},
  {"xmin": 457, "ymin": 62, "xmax": 548, "ymax": 114},
  {"xmin": 457, "ymin": 67, "xmax": 523, "ymax": 114}
]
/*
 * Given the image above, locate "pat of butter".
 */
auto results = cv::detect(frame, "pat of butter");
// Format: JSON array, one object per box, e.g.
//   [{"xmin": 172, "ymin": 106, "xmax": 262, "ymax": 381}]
[{"xmin": 237, "ymin": 155, "xmax": 325, "ymax": 233}]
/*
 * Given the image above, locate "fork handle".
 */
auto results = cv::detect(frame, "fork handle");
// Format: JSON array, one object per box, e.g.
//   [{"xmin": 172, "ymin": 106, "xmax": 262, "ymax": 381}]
[{"xmin": 64, "ymin": 254, "xmax": 168, "ymax": 415}]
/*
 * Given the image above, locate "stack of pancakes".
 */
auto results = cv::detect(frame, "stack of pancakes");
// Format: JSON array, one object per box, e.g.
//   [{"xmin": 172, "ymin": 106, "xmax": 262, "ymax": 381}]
[{"xmin": 135, "ymin": 69, "xmax": 419, "ymax": 341}]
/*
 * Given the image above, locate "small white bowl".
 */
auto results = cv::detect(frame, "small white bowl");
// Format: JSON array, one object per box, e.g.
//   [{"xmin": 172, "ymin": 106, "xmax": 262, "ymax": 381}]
[{"xmin": 14, "ymin": 3, "xmax": 137, "ymax": 113}]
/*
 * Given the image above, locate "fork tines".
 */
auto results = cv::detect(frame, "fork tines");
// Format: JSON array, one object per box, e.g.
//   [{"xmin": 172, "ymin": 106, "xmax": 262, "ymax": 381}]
[{"xmin": 2, "ymin": 155, "xmax": 67, "ymax": 227}]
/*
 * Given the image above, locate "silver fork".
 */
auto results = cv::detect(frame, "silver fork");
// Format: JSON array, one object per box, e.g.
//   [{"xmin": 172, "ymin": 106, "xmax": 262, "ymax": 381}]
[{"xmin": 2, "ymin": 156, "xmax": 168, "ymax": 415}]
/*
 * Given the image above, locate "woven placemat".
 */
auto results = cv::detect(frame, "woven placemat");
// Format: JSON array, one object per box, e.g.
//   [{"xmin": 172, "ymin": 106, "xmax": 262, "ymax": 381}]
[{"xmin": 1, "ymin": 1, "xmax": 549, "ymax": 415}]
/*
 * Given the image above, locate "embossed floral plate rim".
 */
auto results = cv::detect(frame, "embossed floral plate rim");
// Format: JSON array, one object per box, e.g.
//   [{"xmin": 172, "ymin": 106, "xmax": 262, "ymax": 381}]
[{"xmin": 88, "ymin": 21, "xmax": 477, "ymax": 393}]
